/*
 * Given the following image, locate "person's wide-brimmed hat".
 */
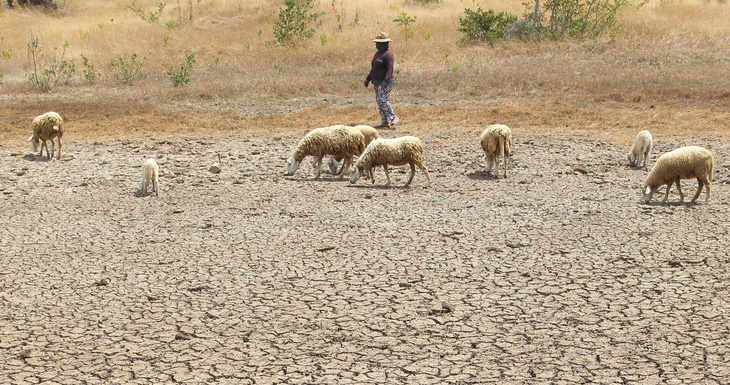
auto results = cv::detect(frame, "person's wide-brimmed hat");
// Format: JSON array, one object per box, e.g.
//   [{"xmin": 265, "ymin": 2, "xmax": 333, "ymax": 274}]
[{"xmin": 373, "ymin": 32, "xmax": 393, "ymax": 43}]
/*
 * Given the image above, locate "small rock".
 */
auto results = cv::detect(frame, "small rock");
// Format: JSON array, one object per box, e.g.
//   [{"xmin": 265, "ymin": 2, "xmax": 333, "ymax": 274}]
[
  {"xmin": 10, "ymin": 151, "xmax": 24, "ymax": 157},
  {"xmin": 209, "ymin": 164, "xmax": 221, "ymax": 174}
]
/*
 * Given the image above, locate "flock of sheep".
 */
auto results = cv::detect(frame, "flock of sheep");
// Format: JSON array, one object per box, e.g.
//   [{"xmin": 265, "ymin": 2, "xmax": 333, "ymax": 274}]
[{"xmin": 27, "ymin": 111, "xmax": 714, "ymax": 203}]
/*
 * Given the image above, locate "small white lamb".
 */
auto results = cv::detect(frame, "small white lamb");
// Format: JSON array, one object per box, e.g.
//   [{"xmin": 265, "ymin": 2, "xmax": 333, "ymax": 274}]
[
  {"xmin": 139, "ymin": 158, "xmax": 159, "ymax": 196},
  {"xmin": 628, "ymin": 130, "xmax": 653, "ymax": 168},
  {"xmin": 480, "ymin": 124, "xmax": 513, "ymax": 178},
  {"xmin": 28, "ymin": 111, "xmax": 64, "ymax": 160},
  {"xmin": 643, "ymin": 146, "xmax": 713, "ymax": 204},
  {"xmin": 328, "ymin": 125, "xmax": 380, "ymax": 174},
  {"xmin": 285, "ymin": 125, "xmax": 366, "ymax": 179},
  {"xmin": 349, "ymin": 136, "xmax": 432, "ymax": 187}
]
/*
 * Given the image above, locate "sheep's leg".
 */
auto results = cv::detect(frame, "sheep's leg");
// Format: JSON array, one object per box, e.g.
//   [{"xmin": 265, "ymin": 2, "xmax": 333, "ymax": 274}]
[
  {"xmin": 314, "ymin": 157, "xmax": 323, "ymax": 179},
  {"xmin": 485, "ymin": 155, "xmax": 493, "ymax": 174},
  {"xmin": 50, "ymin": 140, "xmax": 55, "ymax": 160},
  {"xmin": 405, "ymin": 163, "xmax": 416, "ymax": 186},
  {"xmin": 704, "ymin": 177, "xmax": 711, "ymax": 203},
  {"xmin": 40, "ymin": 140, "xmax": 47, "ymax": 158},
  {"xmin": 153, "ymin": 177, "xmax": 159, "ymax": 196},
  {"xmin": 662, "ymin": 183, "xmax": 671, "ymax": 202},
  {"xmin": 503, "ymin": 154, "xmax": 508, "ymax": 178},
  {"xmin": 56, "ymin": 136, "xmax": 62, "ymax": 160},
  {"xmin": 675, "ymin": 179, "xmax": 684, "ymax": 202},
  {"xmin": 500, "ymin": 137, "xmax": 507, "ymax": 178},
  {"xmin": 417, "ymin": 161, "xmax": 432, "ymax": 185},
  {"xmin": 369, "ymin": 167, "xmax": 375, "ymax": 184},
  {"xmin": 337, "ymin": 156, "xmax": 351, "ymax": 180},
  {"xmin": 383, "ymin": 164, "xmax": 392, "ymax": 186},
  {"xmin": 691, "ymin": 178, "xmax": 704, "ymax": 203}
]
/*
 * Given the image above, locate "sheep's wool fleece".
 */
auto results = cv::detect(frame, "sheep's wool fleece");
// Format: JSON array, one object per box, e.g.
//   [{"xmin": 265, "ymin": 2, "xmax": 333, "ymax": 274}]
[
  {"xmin": 31, "ymin": 112, "xmax": 64, "ymax": 139},
  {"xmin": 351, "ymin": 125, "xmax": 380, "ymax": 146},
  {"xmin": 480, "ymin": 124, "xmax": 512, "ymax": 155},
  {"xmin": 293, "ymin": 125, "xmax": 365, "ymax": 161},
  {"xmin": 356, "ymin": 136, "xmax": 424, "ymax": 169},
  {"xmin": 646, "ymin": 146, "xmax": 713, "ymax": 186}
]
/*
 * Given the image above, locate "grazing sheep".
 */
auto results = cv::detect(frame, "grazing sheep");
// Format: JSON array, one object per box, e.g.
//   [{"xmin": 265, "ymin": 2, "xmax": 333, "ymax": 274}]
[
  {"xmin": 349, "ymin": 136, "xmax": 432, "ymax": 187},
  {"xmin": 480, "ymin": 124, "xmax": 512, "ymax": 178},
  {"xmin": 285, "ymin": 125, "xmax": 366, "ymax": 179},
  {"xmin": 139, "ymin": 158, "xmax": 160, "ymax": 196},
  {"xmin": 643, "ymin": 146, "xmax": 713, "ymax": 204},
  {"xmin": 628, "ymin": 130, "xmax": 653, "ymax": 168},
  {"xmin": 28, "ymin": 111, "xmax": 64, "ymax": 160},
  {"xmin": 328, "ymin": 125, "xmax": 380, "ymax": 174}
]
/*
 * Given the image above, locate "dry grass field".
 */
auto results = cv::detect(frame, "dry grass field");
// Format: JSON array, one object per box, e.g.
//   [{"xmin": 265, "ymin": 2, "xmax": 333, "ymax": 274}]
[
  {"xmin": 1, "ymin": 1, "xmax": 730, "ymax": 384},
  {"xmin": 0, "ymin": 0, "xmax": 729, "ymax": 144}
]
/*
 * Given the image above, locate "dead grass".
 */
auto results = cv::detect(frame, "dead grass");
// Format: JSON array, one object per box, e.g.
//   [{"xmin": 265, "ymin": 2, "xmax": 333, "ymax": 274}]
[{"xmin": 0, "ymin": 0, "xmax": 729, "ymax": 147}]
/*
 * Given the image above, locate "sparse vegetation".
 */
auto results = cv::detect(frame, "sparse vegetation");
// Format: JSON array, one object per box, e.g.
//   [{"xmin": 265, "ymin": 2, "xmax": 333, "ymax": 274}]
[
  {"xmin": 26, "ymin": 36, "xmax": 76, "ymax": 91},
  {"xmin": 393, "ymin": 12, "xmax": 417, "ymax": 41},
  {"xmin": 110, "ymin": 53, "xmax": 145, "ymax": 84},
  {"xmin": 273, "ymin": 0, "xmax": 325, "ymax": 45},
  {"xmin": 164, "ymin": 53, "xmax": 195, "ymax": 86}
]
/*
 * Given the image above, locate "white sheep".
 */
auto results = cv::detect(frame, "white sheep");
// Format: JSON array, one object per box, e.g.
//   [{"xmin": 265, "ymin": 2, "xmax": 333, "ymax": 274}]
[
  {"xmin": 349, "ymin": 136, "xmax": 432, "ymax": 187},
  {"xmin": 28, "ymin": 111, "xmax": 64, "ymax": 160},
  {"xmin": 480, "ymin": 124, "xmax": 512, "ymax": 178},
  {"xmin": 328, "ymin": 125, "xmax": 380, "ymax": 174},
  {"xmin": 139, "ymin": 158, "xmax": 160, "ymax": 196},
  {"xmin": 285, "ymin": 125, "xmax": 366, "ymax": 179},
  {"xmin": 628, "ymin": 130, "xmax": 653, "ymax": 168},
  {"xmin": 643, "ymin": 146, "xmax": 713, "ymax": 204}
]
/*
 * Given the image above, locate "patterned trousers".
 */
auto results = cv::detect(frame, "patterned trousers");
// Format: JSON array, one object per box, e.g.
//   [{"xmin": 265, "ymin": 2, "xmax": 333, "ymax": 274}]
[{"xmin": 374, "ymin": 83, "xmax": 396, "ymax": 123}]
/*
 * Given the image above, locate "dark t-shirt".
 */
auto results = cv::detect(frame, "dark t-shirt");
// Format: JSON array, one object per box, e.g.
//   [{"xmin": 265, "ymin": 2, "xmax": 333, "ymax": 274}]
[{"xmin": 366, "ymin": 50, "xmax": 395, "ymax": 86}]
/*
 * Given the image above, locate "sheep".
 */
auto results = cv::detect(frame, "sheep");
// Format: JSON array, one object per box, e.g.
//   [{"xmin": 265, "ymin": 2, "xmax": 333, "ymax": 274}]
[
  {"xmin": 643, "ymin": 146, "xmax": 713, "ymax": 204},
  {"xmin": 285, "ymin": 125, "xmax": 366, "ymax": 179},
  {"xmin": 328, "ymin": 125, "xmax": 380, "ymax": 174},
  {"xmin": 480, "ymin": 124, "xmax": 512, "ymax": 178},
  {"xmin": 28, "ymin": 111, "xmax": 64, "ymax": 160},
  {"xmin": 139, "ymin": 158, "xmax": 160, "ymax": 196},
  {"xmin": 349, "ymin": 136, "xmax": 432, "ymax": 187},
  {"xmin": 628, "ymin": 130, "xmax": 653, "ymax": 168}
]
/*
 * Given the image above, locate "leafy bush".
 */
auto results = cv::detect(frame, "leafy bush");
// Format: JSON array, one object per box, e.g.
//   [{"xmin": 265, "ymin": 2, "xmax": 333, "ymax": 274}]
[
  {"xmin": 165, "ymin": 53, "xmax": 195, "ymax": 87},
  {"xmin": 127, "ymin": 1, "xmax": 166, "ymax": 23},
  {"xmin": 273, "ymin": 0, "xmax": 324, "ymax": 45},
  {"xmin": 81, "ymin": 54, "xmax": 100, "ymax": 83},
  {"xmin": 458, "ymin": 8, "xmax": 518, "ymax": 44},
  {"xmin": 393, "ymin": 12, "xmax": 417, "ymax": 41},
  {"xmin": 26, "ymin": 36, "xmax": 76, "ymax": 91},
  {"xmin": 405, "ymin": 0, "xmax": 442, "ymax": 5},
  {"xmin": 526, "ymin": 0, "xmax": 635, "ymax": 39},
  {"xmin": 110, "ymin": 53, "xmax": 145, "ymax": 84}
]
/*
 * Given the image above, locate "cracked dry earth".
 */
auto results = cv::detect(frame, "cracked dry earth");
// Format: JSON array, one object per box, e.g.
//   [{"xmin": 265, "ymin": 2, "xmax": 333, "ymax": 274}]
[{"xmin": 1, "ymin": 131, "xmax": 729, "ymax": 385}]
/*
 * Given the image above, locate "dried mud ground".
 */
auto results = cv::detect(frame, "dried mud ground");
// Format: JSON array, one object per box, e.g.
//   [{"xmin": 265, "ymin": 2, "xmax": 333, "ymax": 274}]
[{"xmin": 1, "ymin": 130, "xmax": 729, "ymax": 385}]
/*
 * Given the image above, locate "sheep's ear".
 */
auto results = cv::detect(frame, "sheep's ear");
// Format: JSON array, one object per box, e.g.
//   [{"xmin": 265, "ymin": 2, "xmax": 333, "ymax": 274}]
[
  {"xmin": 644, "ymin": 186, "xmax": 651, "ymax": 195},
  {"xmin": 28, "ymin": 135, "xmax": 33, "ymax": 141}
]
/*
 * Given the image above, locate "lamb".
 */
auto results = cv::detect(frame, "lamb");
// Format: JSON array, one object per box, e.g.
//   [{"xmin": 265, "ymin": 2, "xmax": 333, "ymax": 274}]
[
  {"xmin": 328, "ymin": 125, "xmax": 380, "ymax": 174},
  {"xmin": 285, "ymin": 125, "xmax": 366, "ymax": 179},
  {"xmin": 628, "ymin": 130, "xmax": 653, "ymax": 168},
  {"xmin": 349, "ymin": 136, "xmax": 432, "ymax": 187},
  {"xmin": 643, "ymin": 146, "xmax": 713, "ymax": 204},
  {"xmin": 139, "ymin": 158, "xmax": 160, "ymax": 196},
  {"xmin": 28, "ymin": 111, "xmax": 64, "ymax": 160},
  {"xmin": 480, "ymin": 124, "xmax": 513, "ymax": 178}
]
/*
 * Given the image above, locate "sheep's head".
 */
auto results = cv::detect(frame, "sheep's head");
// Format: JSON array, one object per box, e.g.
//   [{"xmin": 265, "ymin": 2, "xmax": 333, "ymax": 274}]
[
  {"xmin": 28, "ymin": 135, "xmax": 39, "ymax": 152},
  {"xmin": 643, "ymin": 184, "xmax": 659, "ymax": 203},
  {"xmin": 628, "ymin": 152, "xmax": 636, "ymax": 167},
  {"xmin": 285, "ymin": 157, "xmax": 300, "ymax": 176},
  {"xmin": 349, "ymin": 167, "xmax": 364, "ymax": 184}
]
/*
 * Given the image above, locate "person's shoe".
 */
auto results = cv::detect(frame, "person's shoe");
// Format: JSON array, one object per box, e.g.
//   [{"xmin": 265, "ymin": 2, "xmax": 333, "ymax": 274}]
[
  {"xmin": 390, "ymin": 116, "xmax": 400, "ymax": 126},
  {"xmin": 374, "ymin": 121, "xmax": 391, "ymax": 129}
]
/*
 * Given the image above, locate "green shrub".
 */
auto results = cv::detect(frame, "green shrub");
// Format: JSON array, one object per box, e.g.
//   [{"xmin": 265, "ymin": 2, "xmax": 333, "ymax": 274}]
[
  {"xmin": 81, "ymin": 54, "xmax": 100, "ymax": 83},
  {"xmin": 127, "ymin": 1, "xmax": 166, "ymax": 23},
  {"xmin": 458, "ymin": 8, "xmax": 519, "ymax": 44},
  {"xmin": 526, "ymin": 0, "xmax": 635, "ymax": 39},
  {"xmin": 393, "ymin": 12, "xmax": 417, "ymax": 41},
  {"xmin": 26, "ymin": 37, "xmax": 76, "ymax": 91},
  {"xmin": 110, "ymin": 53, "xmax": 145, "ymax": 84},
  {"xmin": 273, "ymin": 0, "xmax": 324, "ymax": 45},
  {"xmin": 165, "ymin": 53, "xmax": 195, "ymax": 87}
]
